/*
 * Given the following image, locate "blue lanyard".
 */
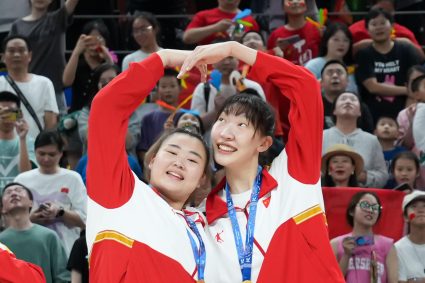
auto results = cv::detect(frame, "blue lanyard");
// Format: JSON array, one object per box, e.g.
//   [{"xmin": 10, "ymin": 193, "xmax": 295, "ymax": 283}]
[
  {"xmin": 225, "ymin": 166, "xmax": 262, "ymax": 282},
  {"xmin": 184, "ymin": 214, "xmax": 206, "ymax": 282}
]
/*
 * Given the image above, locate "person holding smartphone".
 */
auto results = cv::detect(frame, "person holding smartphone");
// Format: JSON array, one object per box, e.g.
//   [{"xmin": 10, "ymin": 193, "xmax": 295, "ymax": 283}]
[{"xmin": 330, "ymin": 191, "xmax": 398, "ymax": 283}]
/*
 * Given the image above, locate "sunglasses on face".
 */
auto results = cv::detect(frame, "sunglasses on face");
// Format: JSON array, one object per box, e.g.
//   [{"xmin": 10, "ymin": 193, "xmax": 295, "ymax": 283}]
[{"xmin": 358, "ymin": 201, "xmax": 381, "ymax": 212}]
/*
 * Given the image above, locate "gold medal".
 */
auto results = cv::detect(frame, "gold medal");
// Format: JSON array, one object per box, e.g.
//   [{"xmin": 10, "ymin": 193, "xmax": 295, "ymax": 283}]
[
  {"xmin": 197, "ymin": 280, "xmax": 205, "ymax": 283},
  {"xmin": 242, "ymin": 281, "xmax": 251, "ymax": 283}
]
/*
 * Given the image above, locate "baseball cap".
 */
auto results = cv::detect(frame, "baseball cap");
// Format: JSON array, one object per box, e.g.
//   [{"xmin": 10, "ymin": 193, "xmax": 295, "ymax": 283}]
[{"xmin": 402, "ymin": 190, "xmax": 425, "ymax": 212}]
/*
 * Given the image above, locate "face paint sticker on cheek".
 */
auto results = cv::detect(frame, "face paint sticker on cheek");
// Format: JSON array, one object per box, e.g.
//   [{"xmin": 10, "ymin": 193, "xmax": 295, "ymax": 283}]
[{"xmin": 409, "ymin": 212, "xmax": 416, "ymax": 221}]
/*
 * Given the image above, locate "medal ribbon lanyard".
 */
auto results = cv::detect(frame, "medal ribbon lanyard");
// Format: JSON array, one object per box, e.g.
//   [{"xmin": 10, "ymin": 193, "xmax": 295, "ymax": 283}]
[
  {"xmin": 225, "ymin": 166, "xmax": 263, "ymax": 282},
  {"xmin": 184, "ymin": 215, "xmax": 206, "ymax": 282}
]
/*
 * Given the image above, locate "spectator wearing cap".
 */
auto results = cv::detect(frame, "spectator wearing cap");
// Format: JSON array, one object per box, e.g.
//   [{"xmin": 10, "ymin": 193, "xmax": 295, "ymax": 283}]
[
  {"xmin": 395, "ymin": 190, "xmax": 425, "ymax": 282},
  {"xmin": 321, "ymin": 143, "xmax": 364, "ymax": 187},
  {"xmin": 0, "ymin": 182, "xmax": 69, "ymax": 283}
]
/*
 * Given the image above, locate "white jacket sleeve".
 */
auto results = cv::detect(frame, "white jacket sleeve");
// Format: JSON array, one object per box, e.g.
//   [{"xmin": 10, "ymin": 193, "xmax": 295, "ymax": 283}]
[{"xmin": 413, "ymin": 103, "xmax": 425, "ymax": 152}]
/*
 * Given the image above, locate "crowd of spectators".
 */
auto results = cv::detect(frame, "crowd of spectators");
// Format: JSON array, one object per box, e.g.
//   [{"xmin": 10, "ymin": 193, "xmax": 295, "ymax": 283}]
[{"xmin": 1, "ymin": 0, "xmax": 425, "ymax": 282}]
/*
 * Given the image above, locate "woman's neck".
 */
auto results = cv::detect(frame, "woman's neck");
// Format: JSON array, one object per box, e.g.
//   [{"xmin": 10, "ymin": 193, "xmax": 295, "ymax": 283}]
[
  {"xmin": 352, "ymin": 224, "xmax": 373, "ymax": 236},
  {"xmin": 325, "ymin": 53, "xmax": 343, "ymax": 62},
  {"xmin": 285, "ymin": 15, "xmax": 305, "ymax": 30},
  {"xmin": 373, "ymin": 39, "xmax": 394, "ymax": 54},
  {"xmin": 28, "ymin": 7, "xmax": 47, "ymax": 21},
  {"xmin": 335, "ymin": 118, "xmax": 358, "ymax": 135},
  {"xmin": 334, "ymin": 179, "xmax": 349, "ymax": 187},
  {"xmin": 140, "ymin": 42, "xmax": 160, "ymax": 54},
  {"xmin": 225, "ymin": 161, "xmax": 260, "ymax": 194}
]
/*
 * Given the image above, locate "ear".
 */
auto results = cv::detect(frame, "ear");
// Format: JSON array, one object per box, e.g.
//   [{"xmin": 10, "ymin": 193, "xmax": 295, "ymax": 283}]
[
  {"xmin": 197, "ymin": 173, "xmax": 207, "ymax": 188},
  {"xmin": 257, "ymin": 136, "xmax": 273, "ymax": 153},
  {"xmin": 28, "ymin": 51, "xmax": 32, "ymax": 64},
  {"xmin": 148, "ymin": 156, "xmax": 156, "ymax": 169}
]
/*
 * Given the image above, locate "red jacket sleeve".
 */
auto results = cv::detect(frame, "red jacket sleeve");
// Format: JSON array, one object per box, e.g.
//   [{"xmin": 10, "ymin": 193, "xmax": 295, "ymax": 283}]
[
  {"xmin": 0, "ymin": 244, "xmax": 46, "ymax": 283},
  {"xmin": 248, "ymin": 52, "xmax": 323, "ymax": 184},
  {"xmin": 87, "ymin": 54, "xmax": 164, "ymax": 208}
]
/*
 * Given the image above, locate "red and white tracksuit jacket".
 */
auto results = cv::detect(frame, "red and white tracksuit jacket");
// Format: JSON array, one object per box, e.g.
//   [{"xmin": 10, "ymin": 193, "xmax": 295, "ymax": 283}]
[
  {"xmin": 205, "ymin": 52, "xmax": 345, "ymax": 282},
  {"xmin": 86, "ymin": 54, "xmax": 220, "ymax": 283},
  {"xmin": 0, "ymin": 242, "xmax": 46, "ymax": 282}
]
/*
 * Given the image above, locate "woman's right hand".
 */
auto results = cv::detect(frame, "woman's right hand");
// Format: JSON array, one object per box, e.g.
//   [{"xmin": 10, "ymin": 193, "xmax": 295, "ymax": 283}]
[{"xmin": 342, "ymin": 237, "xmax": 356, "ymax": 256}]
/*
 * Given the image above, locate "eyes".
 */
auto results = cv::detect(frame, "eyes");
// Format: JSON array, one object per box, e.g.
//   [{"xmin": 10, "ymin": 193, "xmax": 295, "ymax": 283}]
[
  {"xmin": 165, "ymin": 150, "xmax": 199, "ymax": 164},
  {"xmin": 216, "ymin": 116, "xmax": 249, "ymax": 128}
]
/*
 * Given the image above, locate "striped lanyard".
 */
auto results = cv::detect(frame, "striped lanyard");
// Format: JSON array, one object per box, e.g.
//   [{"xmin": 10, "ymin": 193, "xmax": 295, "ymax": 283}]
[
  {"xmin": 184, "ymin": 214, "xmax": 206, "ymax": 283},
  {"xmin": 225, "ymin": 166, "xmax": 262, "ymax": 282}
]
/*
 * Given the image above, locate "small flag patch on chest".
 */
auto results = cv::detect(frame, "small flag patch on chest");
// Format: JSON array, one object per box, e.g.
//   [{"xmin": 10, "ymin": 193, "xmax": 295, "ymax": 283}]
[{"xmin": 262, "ymin": 196, "xmax": 271, "ymax": 208}]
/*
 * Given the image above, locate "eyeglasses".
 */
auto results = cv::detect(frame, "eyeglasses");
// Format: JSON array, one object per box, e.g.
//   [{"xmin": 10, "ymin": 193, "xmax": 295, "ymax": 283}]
[
  {"xmin": 133, "ymin": 26, "xmax": 153, "ymax": 35},
  {"xmin": 358, "ymin": 201, "xmax": 381, "ymax": 212}
]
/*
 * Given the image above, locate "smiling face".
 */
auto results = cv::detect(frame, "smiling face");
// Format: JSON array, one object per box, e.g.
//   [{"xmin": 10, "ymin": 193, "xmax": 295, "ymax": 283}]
[
  {"xmin": 132, "ymin": 17, "xmax": 156, "ymax": 48},
  {"xmin": 211, "ymin": 112, "xmax": 271, "ymax": 169},
  {"xmin": 148, "ymin": 133, "xmax": 207, "ymax": 207},
  {"xmin": 1, "ymin": 185, "xmax": 32, "ymax": 214},
  {"xmin": 393, "ymin": 157, "xmax": 418, "ymax": 188},
  {"xmin": 328, "ymin": 155, "xmax": 355, "ymax": 185},
  {"xmin": 326, "ymin": 30, "xmax": 350, "ymax": 60},
  {"xmin": 353, "ymin": 194, "xmax": 381, "ymax": 228}
]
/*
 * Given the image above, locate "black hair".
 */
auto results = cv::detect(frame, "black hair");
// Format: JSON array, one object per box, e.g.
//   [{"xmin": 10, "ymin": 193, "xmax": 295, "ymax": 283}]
[
  {"xmin": 133, "ymin": 11, "xmax": 161, "ymax": 44},
  {"xmin": 365, "ymin": 8, "xmax": 394, "ymax": 28},
  {"xmin": 239, "ymin": 88, "xmax": 261, "ymax": 97},
  {"xmin": 82, "ymin": 20, "xmax": 111, "ymax": 47},
  {"xmin": 390, "ymin": 151, "xmax": 420, "ymax": 175},
  {"xmin": 2, "ymin": 35, "xmax": 32, "ymax": 53},
  {"xmin": 34, "ymin": 130, "xmax": 65, "ymax": 152},
  {"xmin": 320, "ymin": 59, "xmax": 348, "ymax": 78},
  {"xmin": 322, "ymin": 156, "xmax": 359, "ymax": 187},
  {"xmin": 319, "ymin": 22, "xmax": 353, "ymax": 65},
  {"xmin": 0, "ymin": 91, "xmax": 20, "ymax": 108},
  {"xmin": 346, "ymin": 191, "xmax": 382, "ymax": 227},
  {"xmin": 2, "ymin": 182, "xmax": 33, "ymax": 202},
  {"xmin": 411, "ymin": 74, "xmax": 425, "ymax": 93},
  {"xmin": 158, "ymin": 68, "xmax": 181, "ymax": 87},
  {"xmin": 174, "ymin": 111, "xmax": 205, "ymax": 135},
  {"xmin": 144, "ymin": 127, "xmax": 211, "ymax": 181},
  {"xmin": 86, "ymin": 63, "xmax": 120, "ymax": 108},
  {"xmin": 240, "ymin": 31, "xmax": 265, "ymax": 45},
  {"xmin": 216, "ymin": 94, "xmax": 275, "ymax": 138},
  {"xmin": 330, "ymin": 91, "xmax": 362, "ymax": 125},
  {"xmin": 375, "ymin": 116, "xmax": 399, "ymax": 129}
]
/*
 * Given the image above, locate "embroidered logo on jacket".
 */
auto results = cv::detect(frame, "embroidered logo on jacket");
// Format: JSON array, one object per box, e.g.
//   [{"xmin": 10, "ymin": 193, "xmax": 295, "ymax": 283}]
[{"xmin": 215, "ymin": 230, "xmax": 224, "ymax": 243}]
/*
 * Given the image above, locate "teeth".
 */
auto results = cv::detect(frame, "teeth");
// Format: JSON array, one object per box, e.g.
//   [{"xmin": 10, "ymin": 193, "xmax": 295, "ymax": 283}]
[
  {"xmin": 167, "ymin": 171, "xmax": 183, "ymax": 180},
  {"xmin": 218, "ymin": 144, "xmax": 236, "ymax": 152}
]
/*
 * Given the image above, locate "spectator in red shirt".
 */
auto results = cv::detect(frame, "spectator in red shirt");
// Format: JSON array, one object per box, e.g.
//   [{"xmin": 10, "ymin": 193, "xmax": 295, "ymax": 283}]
[
  {"xmin": 267, "ymin": 0, "xmax": 321, "ymax": 65},
  {"xmin": 349, "ymin": 0, "xmax": 424, "ymax": 59},
  {"xmin": 183, "ymin": 0, "xmax": 259, "ymax": 45}
]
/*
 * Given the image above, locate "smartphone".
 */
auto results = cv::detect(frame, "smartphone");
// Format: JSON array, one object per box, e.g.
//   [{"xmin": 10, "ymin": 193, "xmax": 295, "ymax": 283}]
[
  {"xmin": 354, "ymin": 235, "xmax": 374, "ymax": 246},
  {"xmin": 393, "ymin": 182, "xmax": 412, "ymax": 192},
  {"xmin": 38, "ymin": 203, "xmax": 49, "ymax": 211},
  {"xmin": 276, "ymin": 34, "xmax": 301, "ymax": 46}
]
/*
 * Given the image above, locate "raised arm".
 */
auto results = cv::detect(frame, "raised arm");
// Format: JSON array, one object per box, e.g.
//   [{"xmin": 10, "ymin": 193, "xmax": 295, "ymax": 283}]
[
  {"xmin": 87, "ymin": 50, "xmax": 190, "ymax": 208},
  {"xmin": 0, "ymin": 243, "xmax": 46, "ymax": 283},
  {"xmin": 179, "ymin": 41, "xmax": 323, "ymax": 183}
]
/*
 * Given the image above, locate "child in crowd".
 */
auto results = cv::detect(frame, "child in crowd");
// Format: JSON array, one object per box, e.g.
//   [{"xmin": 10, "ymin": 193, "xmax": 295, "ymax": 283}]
[
  {"xmin": 321, "ymin": 144, "xmax": 364, "ymax": 188},
  {"xmin": 267, "ymin": 0, "xmax": 321, "ymax": 65},
  {"xmin": 136, "ymin": 68, "xmax": 181, "ymax": 163},
  {"xmin": 375, "ymin": 116, "xmax": 406, "ymax": 172},
  {"xmin": 183, "ymin": 0, "xmax": 259, "ymax": 45},
  {"xmin": 389, "ymin": 151, "xmax": 420, "ymax": 191}
]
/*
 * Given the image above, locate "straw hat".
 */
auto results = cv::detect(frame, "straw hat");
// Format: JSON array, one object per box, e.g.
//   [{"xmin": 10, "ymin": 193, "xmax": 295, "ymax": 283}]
[{"xmin": 321, "ymin": 144, "xmax": 364, "ymax": 176}]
